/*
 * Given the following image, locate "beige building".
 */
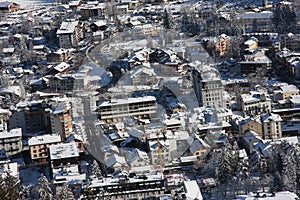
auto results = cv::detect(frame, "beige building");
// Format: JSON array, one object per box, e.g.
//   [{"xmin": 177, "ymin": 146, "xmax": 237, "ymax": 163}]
[
  {"xmin": 48, "ymin": 101, "xmax": 73, "ymax": 139},
  {"xmin": 274, "ymin": 84, "xmax": 300, "ymax": 101},
  {"xmin": 239, "ymin": 113, "xmax": 282, "ymax": 140},
  {"xmin": 240, "ymin": 91, "xmax": 271, "ymax": 117},
  {"xmin": 57, "ymin": 20, "xmax": 84, "ymax": 48},
  {"xmin": 189, "ymin": 135, "xmax": 210, "ymax": 158},
  {"xmin": 149, "ymin": 140, "xmax": 170, "ymax": 168},
  {"xmin": 0, "ymin": 128, "xmax": 22, "ymax": 157},
  {"xmin": 244, "ymin": 37, "xmax": 258, "ymax": 53},
  {"xmin": 239, "ymin": 117, "xmax": 263, "ymax": 135},
  {"xmin": 28, "ymin": 134, "xmax": 62, "ymax": 165},
  {"xmin": 261, "ymin": 113, "xmax": 282, "ymax": 139},
  {"xmin": 130, "ymin": 67, "xmax": 157, "ymax": 86},
  {"xmin": 97, "ymin": 96, "xmax": 157, "ymax": 123}
]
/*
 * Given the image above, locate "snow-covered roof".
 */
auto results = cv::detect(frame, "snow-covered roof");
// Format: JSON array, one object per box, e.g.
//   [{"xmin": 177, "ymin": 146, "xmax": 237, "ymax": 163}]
[
  {"xmin": 105, "ymin": 153, "xmax": 127, "ymax": 168},
  {"xmin": 49, "ymin": 143, "xmax": 79, "ymax": 160},
  {"xmin": 50, "ymin": 101, "xmax": 71, "ymax": 115},
  {"xmin": 28, "ymin": 134, "xmax": 61, "ymax": 146},
  {"xmin": 89, "ymin": 172, "xmax": 163, "ymax": 188},
  {"xmin": 126, "ymin": 148, "xmax": 149, "ymax": 165},
  {"xmin": 3, "ymin": 47, "xmax": 15, "ymax": 53},
  {"xmin": 280, "ymin": 84, "xmax": 299, "ymax": 93},
  {"xmin": 0, "ymin": 1, "xmax": 18, "ymax": 8},
  {"xmin": 183, "ymin": 180, "xmax": 203, "ymax": 200},
  {"xmin": 189, "ymin": 136, "xmax": 210, "ymax": 154},
  {"xmin": 57, "ymin": 21, "xmax": 79, "ymax": 35},
  {"xmin": 0, "ymin": 128, "xmax": 21, "ymax": 140},
  {"xmin": 54, "ymin": 62, "xmax": 70, "ymax": 72},
  {"xmin": 261, "ymin": 113, "xmax": 282, "ymax": 123},
  {"xmin": 237, "ymin": 11, "xmax": 273, "ymax": 19},
  {"xmin": 98, "ymin": 96, "xmax": 156, "ymax": 107},
  {"xmin": 0, "ymin": 86, "xmax": 22, "ymax": 96}
]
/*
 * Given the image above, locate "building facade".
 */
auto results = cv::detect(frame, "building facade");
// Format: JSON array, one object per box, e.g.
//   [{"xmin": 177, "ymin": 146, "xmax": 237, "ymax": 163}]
[
  {"xmin": 0, "ymin": 128, "xmax": 22, "ymax": 157},
  {"xmin": 57, "ymin": 21, "xmax": 85, "ymax": 48},
  {"xmin": 88, "ymin": 173, "xmax": 165, "ymax": 200},
  {"xmin": 97, "ymin": 96, "xmax": 157, "ymax": 123},
  {"xmin": 240, "ymin": 91, "xmax": 272, "ymax": 117},
  {"xmin": 28, "ymin": 134, "xmax": 62, "ymax": 165},
  {"xmin": 48, "ymin": 101, "xmax": 73, "ymax": 139}
]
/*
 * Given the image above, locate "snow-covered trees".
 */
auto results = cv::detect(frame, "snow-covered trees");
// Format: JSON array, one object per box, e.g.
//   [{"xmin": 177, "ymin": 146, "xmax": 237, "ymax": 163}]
[
  {"xmin": 0, "ymin": 172, "xmax": 20, "ymax": 200},
  {"xmin": 217, "ymin": 143, "xmax": 239, "ymax": 183},
  {"xmin": 267, "ymin": 141, "xmax": 300, "ymax": 196},
  {"xmin": 31, "ymin": 175, "xmax": 53, "ymax": 200},
  {"xmin": 281, "ymin": 143, "xmax": 300, "ymax": 195},
  {"xmin": 90, "ymin": 159, "xmax": 103, "ymax": 179},
  {"xmin": 55, "ymin": 184, "xmax": 75, "ymax": 200},
  {"xmin": 272, "ymin": 3, "xmax": 297, "ymax": 33},
  {"xmin": 162, "ymin": 9, "xmax": 174, "ymax": 29}
]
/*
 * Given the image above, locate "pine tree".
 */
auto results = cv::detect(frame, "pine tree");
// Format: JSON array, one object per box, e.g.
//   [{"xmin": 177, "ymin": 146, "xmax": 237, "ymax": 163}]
[
  {"xmin": 162, "ymin": 9, "xmax": 173, "ymax": 29},
  {"xmin": 270, "ymin": 171, "xmax": 283, "ymax": 193},
  {"xmin": 20, "ymin": 184, "xmax": 32, "ymax": 200},
  {"xmin": 32, "ymin": 175, "xmax": 53, "ymax": 200},
  {"xmin": 90, "ymin": 160, "xmax": 102, "ymax": 179},
  {"xmin": 217, "ymin": 143, "xmax": 237, "ymax": 183},
  {"xmin": 0, "ymin": 172, "xmax": 20, "ymax": 200},
  {"xmin": 55, "ymin": 184, "xmax": 75, "ymax": 200},
  {"xmin": 281, "ymin": 144, "xmax": 300, "ymax": 195}
]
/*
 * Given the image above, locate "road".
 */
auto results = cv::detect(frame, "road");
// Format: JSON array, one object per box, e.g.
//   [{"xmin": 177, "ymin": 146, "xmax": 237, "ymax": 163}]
[{"xmin": 82, "ymin": 96, "xmax": 108, "ymax": 163}]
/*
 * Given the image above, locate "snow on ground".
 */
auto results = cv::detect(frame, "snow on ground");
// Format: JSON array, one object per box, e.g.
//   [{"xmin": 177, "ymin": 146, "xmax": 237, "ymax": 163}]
[{"xmin": 19, "ymin": 165, "xmax": 50, "ymax": 185}]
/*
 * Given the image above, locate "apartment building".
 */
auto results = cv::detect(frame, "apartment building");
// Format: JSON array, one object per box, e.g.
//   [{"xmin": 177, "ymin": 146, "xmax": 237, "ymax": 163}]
[
  {"xmin": 88, "ymin": 173, "xmax": 165, "ymax": 200},
  {"xmin": 97, "ymin": 96, "xmax": 157, "ymax": 123},
  {"xmin": 49, "ymin": 74, "xmax": 75, "ymax": 92},
  {"xmin": 48, "ymin": 101, "xmax": 73, "ymax": 139},
  {"xmin": 28, "ymin": 134, "xmax": 62, "ymax": 165},
  {"xmin": 0, "ymin": 128, "xmax": 22, "ymax": 157},
  {"xmin": 49, "ymin": 143, "xmax": 79, "ymax": 169},
  {"xmin": 57, "ymin": 20, "xmax": 84, "ymax": 48},
  {"xmin": 240, "ymin": 91, "xmax": 271, "ymax": 117},
  {"xmin": 237, "ymin": 11, "xmax": 273, "ymax": 33},
  {"xmin": 9, "ymin": 102, "xmax": 51, "ymax": 136},
  {"xmin": 261, "ymin": 113, "xmax": 282, "ymax": 139},
  {"xmin": 273, "ymin": 84, "xmax": 300, "ymax": 101},
  {"xmin": 192, "ymin": 68, "xmax": 225, "ymax": 108},
  {"xmin": 79, "ymin": 2, "xmax": 105, "ymax": 20},
  {"xmin": 280, "ymin": 33, "xmax": 300, "ymax": 51}
]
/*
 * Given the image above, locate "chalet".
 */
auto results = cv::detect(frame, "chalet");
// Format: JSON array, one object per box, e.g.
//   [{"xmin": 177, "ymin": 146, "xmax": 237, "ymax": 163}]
[{"xmin": 0, "ymin": 1, "xmax": 19, "ymax": 13}]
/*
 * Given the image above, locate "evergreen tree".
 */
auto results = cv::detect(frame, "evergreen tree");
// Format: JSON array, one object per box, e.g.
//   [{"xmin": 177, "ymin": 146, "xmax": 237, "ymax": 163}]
[
  {"xmin": 270, "ymin": 171, "xmax": 283, "ymax": 193},
  {"xmin": 82, "ymin": 182, "xmax": 94, "ymax": 200},
  {"xmin": 0, "ymin": 172, "xmax": 20, "ymax": 200},
  {"xmin": 281, "ymin": 144, "xmax": 300, "ymax": 195},
  {"xmin": 91, "ymin": 160, "xmax": 102, "ymax": 179},
  {"xmin": 20, "ymin": 184, "xmax": 32, "ymax": 200},
  {"xmin": 55, "ymin": 184, "xmax": 75, "ymax": 200},
  {"xmin": 201, "ymin": 149, "xmax": 222, "ymax": 178},
  {"xmin": 32, "ymin": 175, "xmax": 53, "ymax": 200},
  {"xmin": 162, "ymin": 9, "xmax": 173, "ymax": 29},
  {"xmin": 217, "ymin": 143, "xmax": 238, "ymax": 183}
]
